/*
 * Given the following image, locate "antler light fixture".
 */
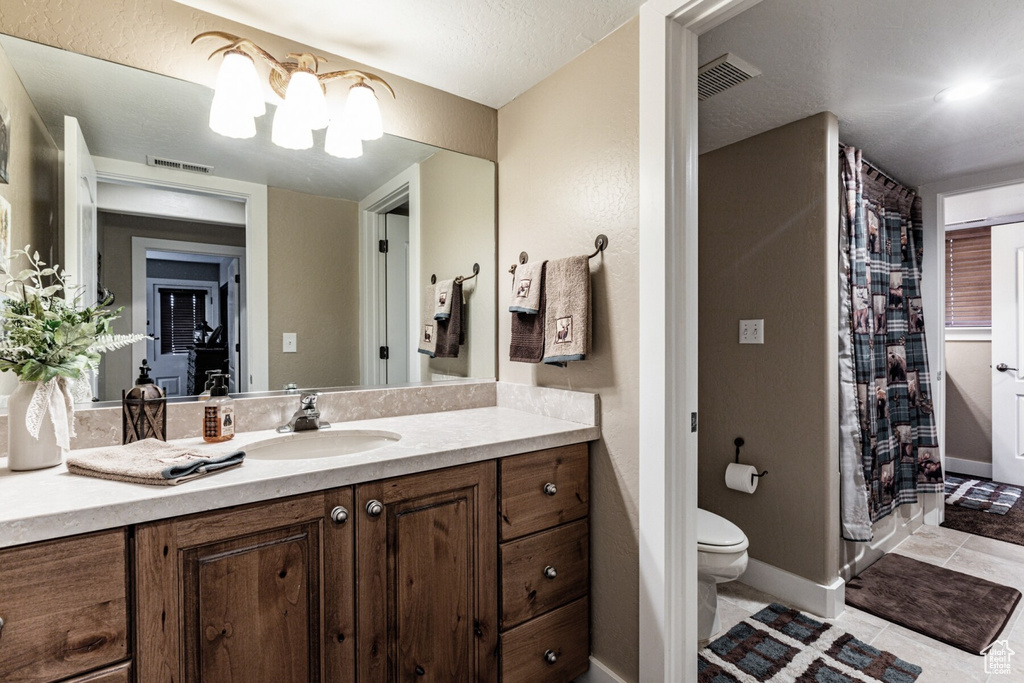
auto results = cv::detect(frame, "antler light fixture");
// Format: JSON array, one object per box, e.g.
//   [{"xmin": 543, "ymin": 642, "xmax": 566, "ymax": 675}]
[{"xmin": 193, "ymin": 31, "xmax": 396, "ymax": 159}]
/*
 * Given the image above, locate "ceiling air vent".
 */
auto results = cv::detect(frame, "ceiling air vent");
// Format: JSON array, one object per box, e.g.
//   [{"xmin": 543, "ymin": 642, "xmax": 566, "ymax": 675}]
[
  {"xmin": 697, "ymin": 53, "xmax": 761, "ymax": 102},
  {"xmin": 146, "ymin": 155, "xmax": 213, "ymax": 175}
]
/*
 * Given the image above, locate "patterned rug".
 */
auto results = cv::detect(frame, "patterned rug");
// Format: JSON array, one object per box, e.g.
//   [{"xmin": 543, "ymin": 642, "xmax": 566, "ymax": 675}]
[
  {"xmin": 944, "ymin": 475, "xmax": 1022, "ymax": 515},
  {"xmin": 698, "ymin": 603, "xmax": 922, "ymax": 682}
]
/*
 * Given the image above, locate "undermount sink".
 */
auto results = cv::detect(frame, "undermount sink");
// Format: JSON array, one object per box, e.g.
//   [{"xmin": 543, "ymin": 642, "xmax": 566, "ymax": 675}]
[{"xmin": 244, "ymin": 429, "xmax": 401, "ymax": 461}]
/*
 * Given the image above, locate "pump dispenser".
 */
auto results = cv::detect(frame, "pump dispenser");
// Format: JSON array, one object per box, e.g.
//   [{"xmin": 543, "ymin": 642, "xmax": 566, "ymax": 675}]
[{"xmin": 203, "ymin": 374, "xmax": 235, "ymax": 443}]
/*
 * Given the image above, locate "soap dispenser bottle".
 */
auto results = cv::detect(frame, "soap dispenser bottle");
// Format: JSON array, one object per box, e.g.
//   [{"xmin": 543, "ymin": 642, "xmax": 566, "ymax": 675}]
[
  {"xmin": 197, "ymin": 369, "xmax": 219, "ymax": 402},
  {"xmin": 203, "ymin": 374, "xmax": 235, "ymax": 443}
]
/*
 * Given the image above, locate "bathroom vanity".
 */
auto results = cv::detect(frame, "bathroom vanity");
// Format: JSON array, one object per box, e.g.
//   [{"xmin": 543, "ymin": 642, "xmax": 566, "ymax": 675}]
[{"xmin": 0, "ymin": 385, "xmax": 598, "ymax": 683}]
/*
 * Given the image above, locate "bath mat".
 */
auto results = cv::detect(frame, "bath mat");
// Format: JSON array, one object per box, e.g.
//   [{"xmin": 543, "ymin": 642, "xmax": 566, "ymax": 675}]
[
  {"xmin": 845, "ymin": 553, "xmax": 1021, "ymax": 655},
  {"xmin": 699, "ymin": 603, "xmax": 922, "ymax": 682},
  {"xmin": 944, "ymin": 474, "xmax": 1022, "ymax": 515},
  {"xmin": 942, "ymin": 498, "xmax": 1024, "ymax": 547}
]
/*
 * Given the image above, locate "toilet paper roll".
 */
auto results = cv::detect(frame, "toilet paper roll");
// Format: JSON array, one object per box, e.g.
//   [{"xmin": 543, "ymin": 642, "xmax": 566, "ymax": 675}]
[{"xmin": 725, "ymin": 463, "xmax": 759, "ymax": 494}]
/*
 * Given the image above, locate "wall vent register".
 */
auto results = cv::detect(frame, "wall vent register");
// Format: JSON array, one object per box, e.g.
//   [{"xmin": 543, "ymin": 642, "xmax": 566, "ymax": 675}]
[
  {"xmin": 697, "ymin": 53, "xmax": 762, "ymax": 102},
  {"xmin": 146, "ymin": 155, "xmax": 214, "ymax": 174}
]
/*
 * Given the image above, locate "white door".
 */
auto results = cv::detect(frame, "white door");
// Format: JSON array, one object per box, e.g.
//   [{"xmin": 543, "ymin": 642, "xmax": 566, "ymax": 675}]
[
  {"xmin": 63, "ymin": 116, "xmax": 98, "ymax": 395},
  {"xmin": 384, "ymin": 213, "xmax": 410, "ymax": 384},
  {"xmin": 147, "ymin": 280, "xmax": 217, "ymax": 397},
  {"xmin": 992, "ymin": 222, "xmax": 1024, "ymax": 485}
]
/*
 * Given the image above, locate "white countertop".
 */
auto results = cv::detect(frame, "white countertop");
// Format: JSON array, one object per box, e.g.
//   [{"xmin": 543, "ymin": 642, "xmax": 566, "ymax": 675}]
[{"xmin": 0, "ymin": 406, "xmax": 600, "ymax": 549}]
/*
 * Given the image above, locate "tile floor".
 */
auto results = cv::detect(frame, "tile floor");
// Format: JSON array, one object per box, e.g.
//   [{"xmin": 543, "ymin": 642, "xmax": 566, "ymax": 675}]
[{"xmin": 713, "ymin": 523, "xmax": 1024, "ymax": 682}]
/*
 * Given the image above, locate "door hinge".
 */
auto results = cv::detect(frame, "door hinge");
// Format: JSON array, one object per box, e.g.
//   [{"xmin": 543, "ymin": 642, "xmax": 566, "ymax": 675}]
[
  {"xmin": 379, "ymin": 346, "xmax": 389, "ymax": 360},
  {"xmin": 378, "ymin": 239, "xmax": 389, "ymax": 254},
  {"xmin": 234, "ymin": 274, "xmax": 240, "ymax": 283},
  {"xmin": 691, "ymin": 412, "xmax": 698, "ymax": 433},
  {"xmin": 235, "ymin": 343, "xmax": 240, "ymax": 352}
]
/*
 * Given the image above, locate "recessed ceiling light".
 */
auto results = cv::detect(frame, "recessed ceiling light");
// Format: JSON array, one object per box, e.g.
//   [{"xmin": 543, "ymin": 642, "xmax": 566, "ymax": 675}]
[{"xmin": 935, "ymin": 81, "xmax": 992, "ymax": 102}]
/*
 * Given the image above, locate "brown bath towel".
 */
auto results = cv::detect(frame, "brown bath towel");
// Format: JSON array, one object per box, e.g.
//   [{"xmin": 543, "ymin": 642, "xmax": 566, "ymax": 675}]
[
  {"xmin": 434, "ymin": 280, "xmax": 464, "ymax": 358},
  {"xmin": 510, "ymin": 261, "xmax": 547, "ymax": 363},
  {"xmin": 66, "ymin": 438, "xmax": 244, "ymax": 486}
]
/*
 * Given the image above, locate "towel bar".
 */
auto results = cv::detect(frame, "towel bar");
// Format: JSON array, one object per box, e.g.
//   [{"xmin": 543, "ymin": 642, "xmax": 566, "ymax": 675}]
[
  {"xmin": 509, "ymin": 235, "xmax": 609, "ymax": 278},
  {"xmin": 431, "ymin": 263, "xmax": 480, "ymax": 285}
]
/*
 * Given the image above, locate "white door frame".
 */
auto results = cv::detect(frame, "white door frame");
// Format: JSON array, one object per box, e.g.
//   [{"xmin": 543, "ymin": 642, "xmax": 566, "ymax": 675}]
[
  {"xmin": 638, "ymin": 1, "xmax": 763, "ymax": 680},
  {"xmin": 131, "ymin": 238, "xmax": 248, "ymax": 390},
  {"xmin": 358, "ymin": 164, "xmax": 421, "ymax": 385},
  {"xmin": 145, "ymin": 276, "xmax": 219, "ymax": 396},
  {"xmin": 94, "ymin": 156, "xmax": 269, "ymax": 392}
]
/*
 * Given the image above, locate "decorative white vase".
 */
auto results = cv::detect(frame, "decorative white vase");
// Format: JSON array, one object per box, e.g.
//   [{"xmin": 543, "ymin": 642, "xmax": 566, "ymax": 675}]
[{"xmin": 7, "ymin": 381, "xmax": 63, "ymax": 471}]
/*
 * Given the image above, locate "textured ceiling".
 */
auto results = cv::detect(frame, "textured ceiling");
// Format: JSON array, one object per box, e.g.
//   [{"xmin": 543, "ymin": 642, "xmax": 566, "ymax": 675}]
[
  {"xmin": 171, "ymin": 0, "xmax": 643, "ymax": 108},
  {"xmin": 0, "ymin": 34, "xmax": 440, "ymax": 202},
  {"xmin": 699, "ymin": 0, "xmax": 1024, "ymax": 186}
]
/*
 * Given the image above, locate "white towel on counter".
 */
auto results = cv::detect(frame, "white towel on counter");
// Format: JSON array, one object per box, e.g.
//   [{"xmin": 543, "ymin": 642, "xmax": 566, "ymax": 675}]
[
  {"xmin": 418, "ymin": 283, "xmax": 437, "ymax": 358},
  {"xmin": 542, "ymin": 255, "xmax": 591, "ymax": 366},
  {"xmin": 509, "ymin": 261, "xmax": 544, "ymax": 314},
  {"xmin": 433, "ymin": 278, "xmax": 455, "ymax": 320}
]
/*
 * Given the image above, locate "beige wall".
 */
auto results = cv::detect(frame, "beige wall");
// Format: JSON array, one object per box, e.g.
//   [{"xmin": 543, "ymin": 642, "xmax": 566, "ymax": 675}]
[
  {"xmin": 420, "ymin": 150, "xmax": 496, "ymax": 381},
  {"xmin": 497, "ymin": 18, "xmax": 639, "ymax": 681},
  {"xmin": 0, "ymin": 0, "xmax": 496, "ymax": 161},
  {"xmin": 267, "ymin": 188, "xmax": 360, "ymax": 390},
  {"xmin": 0, "ymin": 42, "xmax": 60, "ymax": 398},
  {"xmin": 945, "ymin": 340, "xmax": 992, "ymax": 464},
  {"xmin": 698, "ymin": 113, "xmax": 841, "ymax": 586}
]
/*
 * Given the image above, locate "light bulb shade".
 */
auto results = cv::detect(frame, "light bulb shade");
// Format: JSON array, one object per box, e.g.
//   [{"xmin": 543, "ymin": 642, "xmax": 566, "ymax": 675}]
[
  {"xmin": 345, "ymin": 82, "xmax": 384, "ymax": 140},
  {"xmin": 209, "ymin": 95, "xmax": 257, "ymax": 139},
  {"xmin": 214, "ymin": 50, "xmax": 266, "ymax": 117},
  {"xmin": 271, "ymin": 103, "xmax": 313, "ymax": 150},
  {"xmin": 324, "ymin": 117, "xmax": 363, "ymax": 159},
  {"xmin": 283, "ymin": 70, "xmax": 329, "ymax": 130}
]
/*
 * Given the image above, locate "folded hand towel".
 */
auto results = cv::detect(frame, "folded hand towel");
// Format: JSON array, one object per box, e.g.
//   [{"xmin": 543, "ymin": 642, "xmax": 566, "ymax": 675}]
[
  {"xmin": 542, "ymin": 255, "xmax": 590, "ymax": 366},
  {"xmin": 511, "ymin": 262, "xmax": 547, "ymax": 363},
  {"xmin": 509, "ymin": 261, "xmax": 544, "ymax": 314},
  {"xmin": 66, "ymin": 438, "xmax": 245, "ymax": 486},
  {"xmin": 435, "ymin": 280, "xmax": 464, "ymax": 359},
  {"xmin": 418, "ymin": 283, "xmax": 437, "ymax": 358},
  {"xmin": 433, "ymin": 278, "xmax": 455, "ymax": 320}
]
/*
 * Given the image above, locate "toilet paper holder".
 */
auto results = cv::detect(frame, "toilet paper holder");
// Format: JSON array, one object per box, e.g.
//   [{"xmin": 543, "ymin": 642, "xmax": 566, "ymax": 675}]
[{"xmin": 734, "ymin": 437, "xmax": 768, "ymax": 486}]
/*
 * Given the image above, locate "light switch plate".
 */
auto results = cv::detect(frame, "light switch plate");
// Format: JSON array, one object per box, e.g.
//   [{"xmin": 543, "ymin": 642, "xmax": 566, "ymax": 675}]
[
  {"xmin": 739, "ymin": 319, "xmax": 764, "ymax": 344},
  {"xmin": 283, "ymin": 333, "xmax": 297, "ymax": 353}
]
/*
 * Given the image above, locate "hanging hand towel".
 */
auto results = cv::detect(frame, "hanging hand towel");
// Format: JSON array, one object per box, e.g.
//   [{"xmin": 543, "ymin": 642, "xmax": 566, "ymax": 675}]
[
  {"xmin": 434, "ymin": 278, "xmax": 455, "ymax": 320},
  {"xmin": 66, "ymin": 438, "xmax": 244, "ymax": 486},
  {"xmin": 511, "ymin": 261, "xmax": 547, "ymax": 363},
  {"xmin": 509, "ymin": 261, "xmax": 544, "ymax": 314},
  {"xmin": 435, "ymin": 280, "xmax": 464, "ymax": 358},
  {"xmin": 542, "ymin": 255, "xmax": 590, "ymax": 366},
  {"xmin": 418, "ymin": 283, "xmax": 437, "ymax": 357}
]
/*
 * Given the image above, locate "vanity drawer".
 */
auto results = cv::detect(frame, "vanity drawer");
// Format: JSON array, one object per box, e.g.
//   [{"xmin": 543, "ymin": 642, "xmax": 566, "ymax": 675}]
[
  {"xmin": 500, "ymin": 444, "xmax": 588, "ymax": 541},
  {"xmin": 501, "ymin": 519, "xmax": 589, "ymax": 629},
  {"xmin": 64, "ymin": 661, "xmax": 132, "ymax": 683},
  {"xmin": 500, "ymin": 597, "xmax": 589, "ymax": 683},
  {"xmin": 0, "ymin": 529, "xmax": 129, "ymax": 683}
]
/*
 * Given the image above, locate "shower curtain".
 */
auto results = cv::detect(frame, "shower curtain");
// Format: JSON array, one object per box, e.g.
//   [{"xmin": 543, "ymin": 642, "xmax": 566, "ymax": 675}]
[{"xmin": 839, "ymin": 146, "xmax": 942, "ymax": 542}]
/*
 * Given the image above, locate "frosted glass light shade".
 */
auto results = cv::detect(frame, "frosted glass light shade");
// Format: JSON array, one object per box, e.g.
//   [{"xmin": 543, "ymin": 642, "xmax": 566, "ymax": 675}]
[
  {"xmin": 324, "ymin": 117, "xmax": 363, "ymax": 159},
  {"xmin": 209, "ymin": 95, "xmax": 256, "ymax": 139},
  {"xmin": 283, "ymin": 70, "xmax": 329, "ymax": 130},
  {"xmin": 345, "ymin": 83, "xmax": 384, "ymax": 140},
  {"xmin": 271, "ymin": 103, "xmax": 313, "ymax": 150},
  {"xmin": 214, "ymin": 51, "xmax": 266, "ymax": 117}
]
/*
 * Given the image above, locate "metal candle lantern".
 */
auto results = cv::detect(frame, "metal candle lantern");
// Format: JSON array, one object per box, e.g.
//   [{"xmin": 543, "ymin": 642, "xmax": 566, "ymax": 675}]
[{"xmin": 122, "ymin": 360, "xmax": 167, "ymax": 443}]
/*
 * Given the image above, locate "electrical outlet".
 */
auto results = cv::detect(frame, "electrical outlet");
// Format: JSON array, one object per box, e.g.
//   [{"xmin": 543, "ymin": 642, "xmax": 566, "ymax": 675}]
[
  {"xmin": 739, "ymin": 319, "xmax": 764, "ymax": 344},
  {"xmin": 283, "ymin": 333, "xmax": 297, "ymax": 353}
]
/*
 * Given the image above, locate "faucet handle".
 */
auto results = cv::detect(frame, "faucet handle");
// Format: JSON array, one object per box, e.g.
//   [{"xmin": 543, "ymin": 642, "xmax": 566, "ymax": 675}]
[{"xmin": 300, "ymin": 392, "xmax": 320, "ymax": 409}]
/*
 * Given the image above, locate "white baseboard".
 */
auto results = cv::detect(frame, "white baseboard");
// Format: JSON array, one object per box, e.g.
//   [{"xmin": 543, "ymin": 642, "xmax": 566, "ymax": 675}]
[
  {"xmin": 945, "ymin": 456, "xmax": 992, "ymax": 479},
  {"xmin": 741, "ymin": 558, "xmax": 846, "ymax": 619},
  {"xmin": 574, "ymin": 656, "xmax": 629, "ymax": 683}
]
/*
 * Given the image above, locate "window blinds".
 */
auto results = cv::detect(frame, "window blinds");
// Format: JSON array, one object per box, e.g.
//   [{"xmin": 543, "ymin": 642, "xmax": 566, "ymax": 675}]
[
  {"xmin": 159, "ymin": 288, "xmax": 206, "ymax": 354},
  {"xmin": 945, "ymin": 226, "xmax": 991, "ymax": 328}
]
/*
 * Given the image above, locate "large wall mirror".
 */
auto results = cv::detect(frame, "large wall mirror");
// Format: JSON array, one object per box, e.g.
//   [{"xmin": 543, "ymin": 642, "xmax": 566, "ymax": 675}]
[{"xmin": 0, "ymin": 34, "xmax": 496, "ymax": 404}]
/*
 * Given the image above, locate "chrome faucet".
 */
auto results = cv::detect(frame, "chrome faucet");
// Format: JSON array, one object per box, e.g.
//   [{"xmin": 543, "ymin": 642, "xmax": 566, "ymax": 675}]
[{"xmin": 277, "ymin": 392, "xmax": 331, "ymax": 433}]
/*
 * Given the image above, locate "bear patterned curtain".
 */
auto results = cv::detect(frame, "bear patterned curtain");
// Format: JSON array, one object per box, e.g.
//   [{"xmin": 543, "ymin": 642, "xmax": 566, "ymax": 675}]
[{"xmin": 839, "ymin": 146, "xmax": 942, "ymax": 542}]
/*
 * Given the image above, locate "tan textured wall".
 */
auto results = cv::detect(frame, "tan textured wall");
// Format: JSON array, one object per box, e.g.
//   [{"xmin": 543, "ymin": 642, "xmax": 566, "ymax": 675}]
[
  {"xmin": 0, "ymin": 0, "xmax": 496, "ymax": 161},
  {"xmin": 497, "ymin": 19, "xmax": 639, "ymax": 681},
  {"xmin": 0, "ymin": 43, "xmax": 60, "ymax": 398},
  {"xmin": 267, "ymin": 188, "xmax": 360, "ymax": 390},
  {"xmin": 698, "ymin": 113, "xmax": 841, "ymax": 586},
  {"xmin": 945, "ymin": 340, "xmax": 992, "ymax": 464},
  {"xmin": 420, "ymin": 150, "xmax": 496, "ymax": 381}
]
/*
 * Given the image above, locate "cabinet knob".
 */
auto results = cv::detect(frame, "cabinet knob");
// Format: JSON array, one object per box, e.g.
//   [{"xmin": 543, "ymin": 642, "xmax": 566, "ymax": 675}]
[
  {"xmin": 0, "ymin": 615, "xmax": 4, "ymax": 639},
  {"xmin": 543, "ymin": 482, "xmax": 557, "ymax": 496},
  {"xmin": 543, "ymin": 565, "xmax": 557, "ymax": 580},
  {"xmin": 366, "ymin": 500, "xmax": 384, "ymax": 517},
  {"xmin": 544, "ymin": 649, "xmax": 558, "ymax": 664},
  {"xmin": 330, "ymin": 506, "xmax": 349, "ymax": 524}
]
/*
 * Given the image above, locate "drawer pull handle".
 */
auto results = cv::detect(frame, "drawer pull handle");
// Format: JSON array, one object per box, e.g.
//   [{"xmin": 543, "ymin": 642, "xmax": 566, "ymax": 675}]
[
  {"xmin": 330, "ymin": 506, "xmax": 349, "ymax": 524},
  {"xmin": 543, "ymin": 482, "xmax": 558, "ymax": 496},
  {"xmin": 544, "ymin": 649, "xmax": 558, "ymax": 664},
  {"xmin": 543, "ymin": 565, "xmax": 557, "ymax": 579},
  {"xmin": 366, "ymin": 500, "xmax": 384, "ymax": 517},
  {"xmin": 0, "ymin": 615, "xmax": 4, "ymax": 639}
]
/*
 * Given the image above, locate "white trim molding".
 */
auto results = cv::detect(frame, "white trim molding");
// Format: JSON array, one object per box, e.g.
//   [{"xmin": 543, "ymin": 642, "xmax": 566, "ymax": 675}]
[
  {"xmin": 741, "ymin": 560, "xmax": 846, "ymax": 620},
  {"xmin": 575, "ymin": 656, "xmax": 630, "ymax": 683},
  {"xmin": 945, "ymin": 457, "xmax": 993, "ymax": 479}
]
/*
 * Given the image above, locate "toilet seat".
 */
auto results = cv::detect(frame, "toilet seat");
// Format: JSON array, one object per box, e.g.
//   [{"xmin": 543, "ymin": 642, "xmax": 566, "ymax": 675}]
[{"xmin": 697, "ymin": 508, "xmax": 749, "ymax": 554}]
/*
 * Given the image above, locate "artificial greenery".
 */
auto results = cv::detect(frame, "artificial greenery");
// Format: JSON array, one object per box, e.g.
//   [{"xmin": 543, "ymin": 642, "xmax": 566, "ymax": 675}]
[{"xmin": 0, "ymin": 247, "xmax": 146, "ymax": 384}]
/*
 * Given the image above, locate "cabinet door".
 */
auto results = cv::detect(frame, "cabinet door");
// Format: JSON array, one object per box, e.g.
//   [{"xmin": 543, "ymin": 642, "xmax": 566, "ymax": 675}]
[{"xmin": 356, "ymin": 462, "xmax": 498, "ymax": 682}]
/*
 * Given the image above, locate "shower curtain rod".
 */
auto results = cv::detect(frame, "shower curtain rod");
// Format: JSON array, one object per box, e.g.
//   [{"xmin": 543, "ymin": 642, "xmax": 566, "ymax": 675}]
[{"xmin": 842, "ymin": 144, "xmax": 909, "ymax": 191}]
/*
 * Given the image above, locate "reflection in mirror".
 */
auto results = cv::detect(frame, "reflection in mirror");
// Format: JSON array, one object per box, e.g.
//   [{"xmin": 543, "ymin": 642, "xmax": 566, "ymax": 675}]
[{"xmin": 0, "ymin": 34, "xmax": 496, "ymax": 405}]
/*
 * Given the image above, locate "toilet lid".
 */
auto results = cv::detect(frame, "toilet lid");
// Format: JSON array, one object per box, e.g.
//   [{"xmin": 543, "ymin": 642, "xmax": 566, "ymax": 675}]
[{"xmin": 697, "ymin": 509, "xmax": 748, "ymax": 552}]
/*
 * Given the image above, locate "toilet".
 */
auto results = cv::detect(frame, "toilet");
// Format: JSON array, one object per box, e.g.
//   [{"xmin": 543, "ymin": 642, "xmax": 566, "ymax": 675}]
[{"xmin": 697, "ymin": 508, "xmax": 749, "ymax": 643}]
